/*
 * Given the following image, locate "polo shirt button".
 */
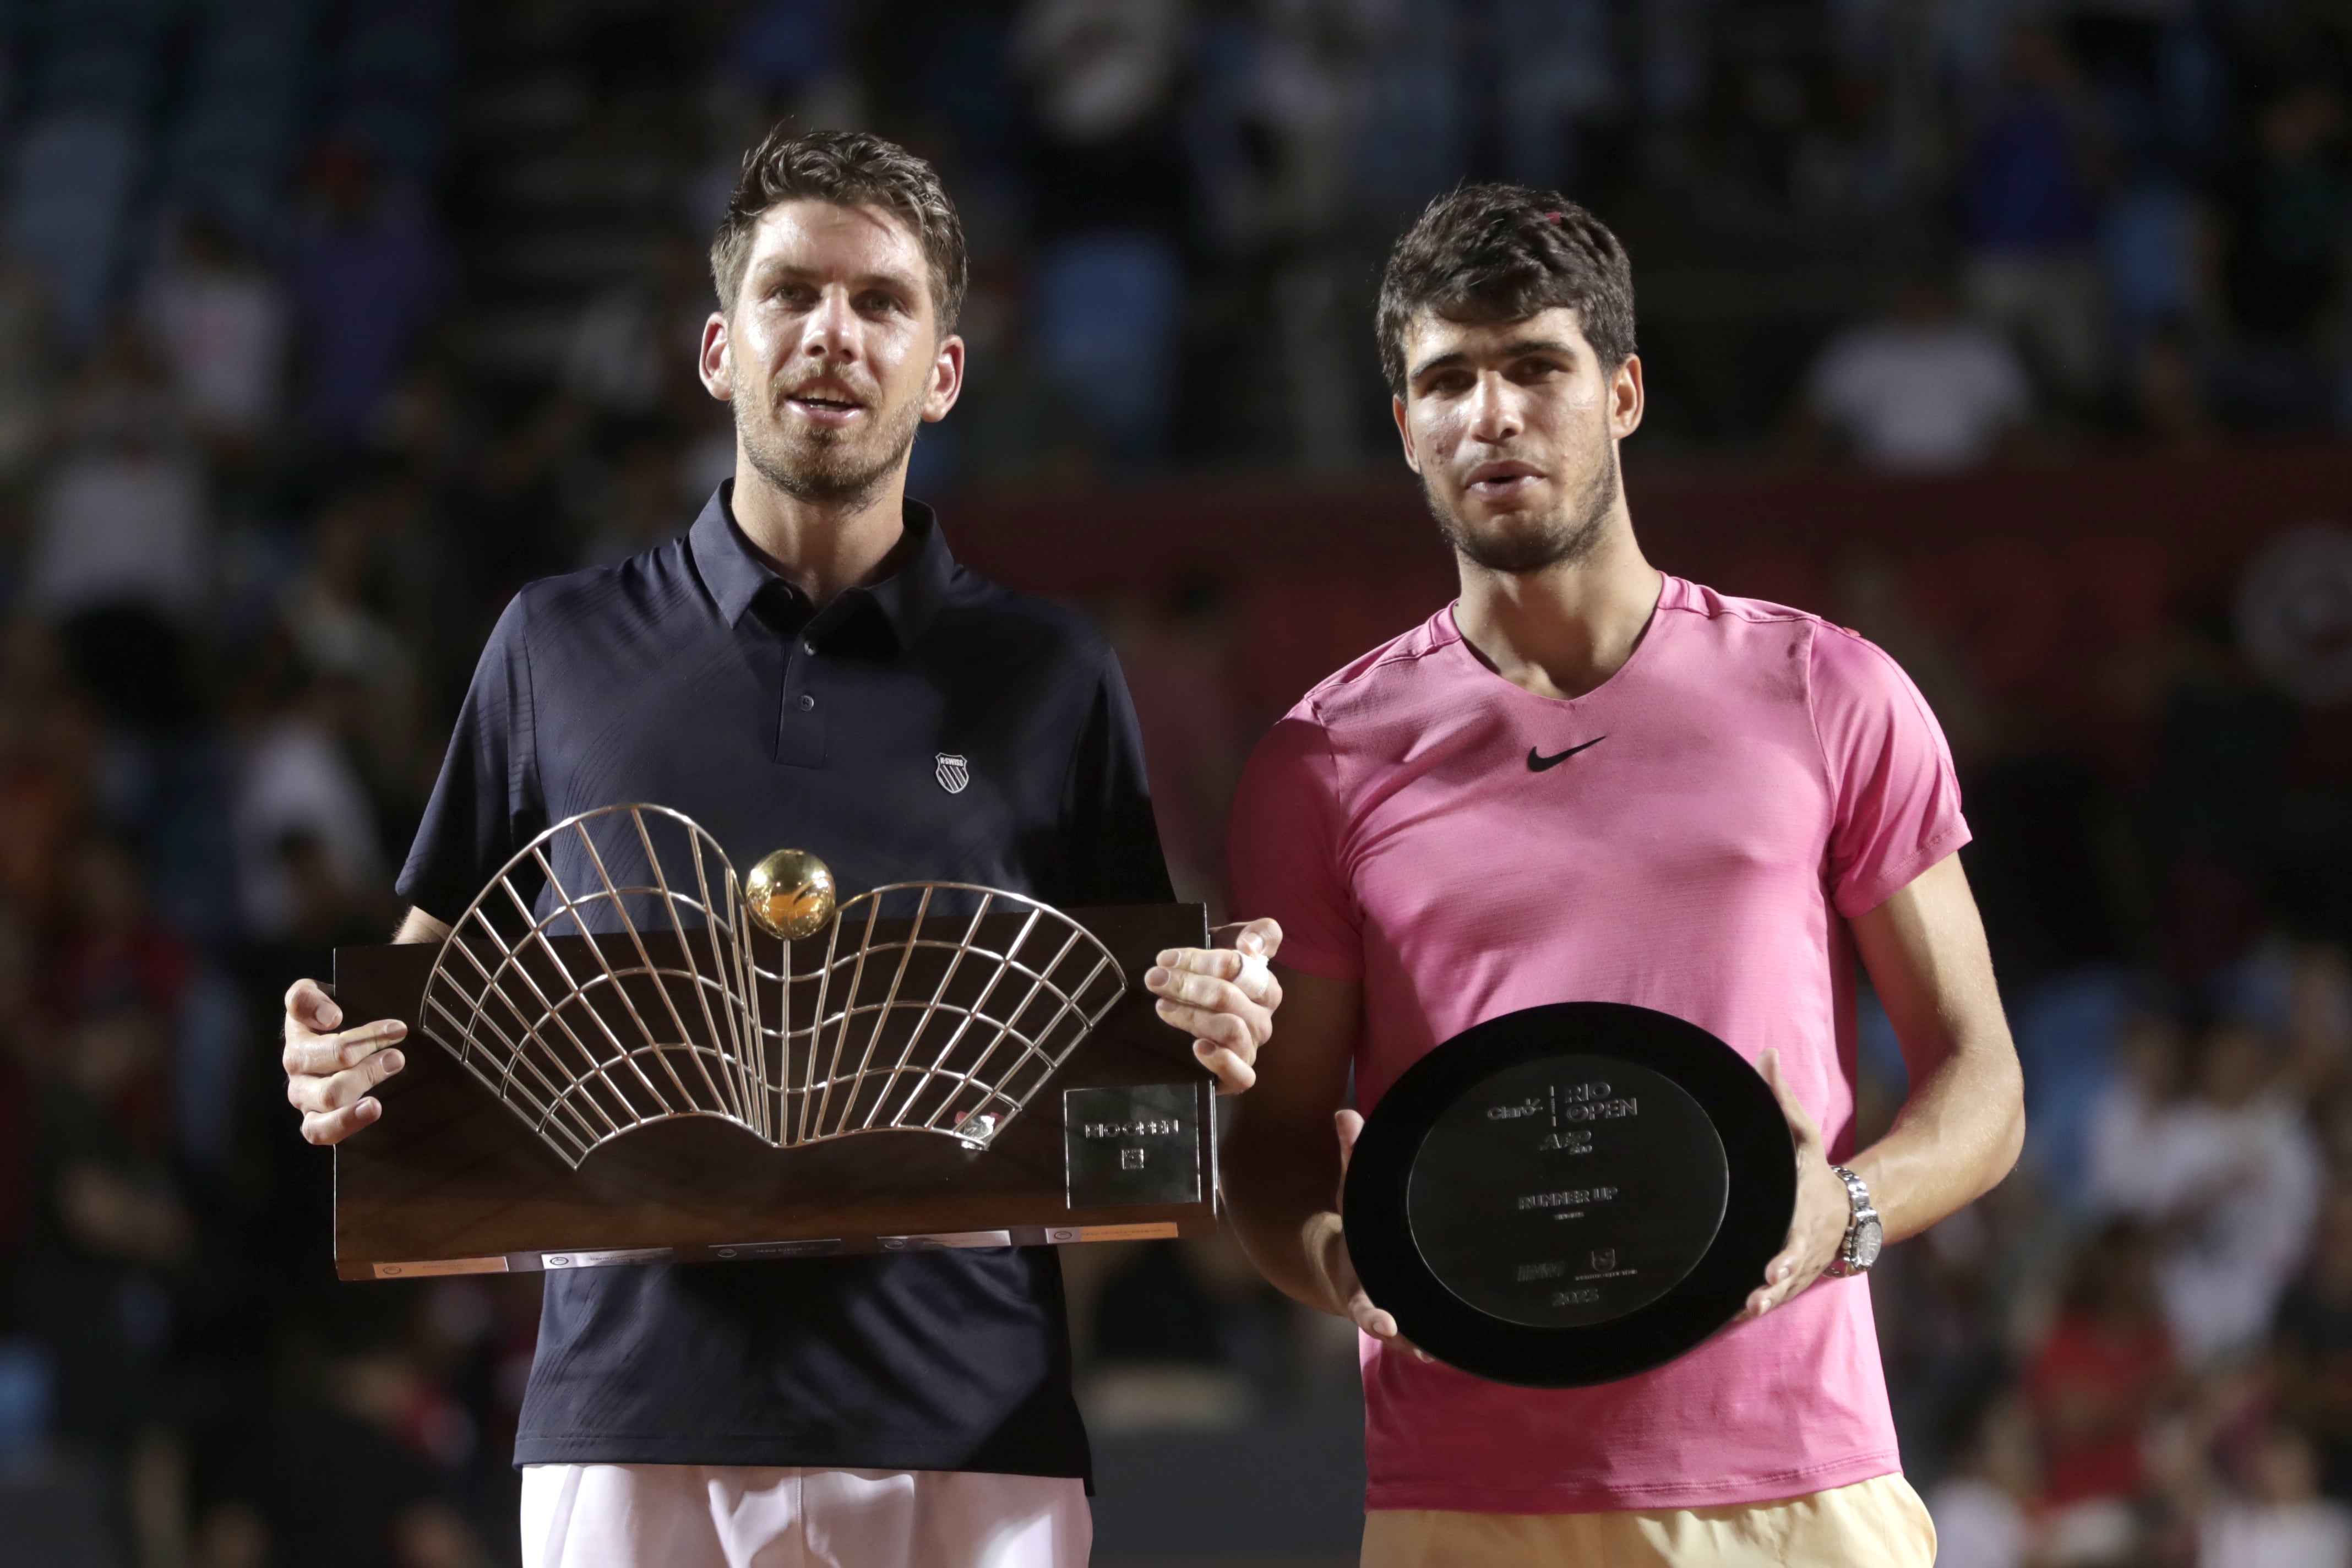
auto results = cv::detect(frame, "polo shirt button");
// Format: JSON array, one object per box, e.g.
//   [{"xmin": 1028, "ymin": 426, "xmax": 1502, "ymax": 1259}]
[
  {"xmin": 802, "ymin": 641, "xmax": 817, "ymax": 656},
  {"xmin": 798, "ymin": 694, "xmax": 817, "ymax": 711}
]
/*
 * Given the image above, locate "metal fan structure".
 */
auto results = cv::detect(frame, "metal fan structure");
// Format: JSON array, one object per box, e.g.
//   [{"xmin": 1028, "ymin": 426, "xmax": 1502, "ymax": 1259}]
[{"xmin": 416, "ymin": 804, "xmax": 1128, "ymax": 1168}]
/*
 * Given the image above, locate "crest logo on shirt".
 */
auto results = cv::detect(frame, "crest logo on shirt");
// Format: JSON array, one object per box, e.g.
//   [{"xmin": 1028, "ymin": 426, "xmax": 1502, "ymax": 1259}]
[{"xmin": 935, "ymin": 753, "xmax": 971, "ymax": 794}]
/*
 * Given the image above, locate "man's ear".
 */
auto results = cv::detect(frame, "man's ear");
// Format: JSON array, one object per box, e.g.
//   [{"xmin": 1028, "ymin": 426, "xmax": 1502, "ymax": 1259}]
[
  {"xmin": 1608, "ymin": 354, "xmax": 1645, "ymax": 441},
  {"xmin": 1391, "ymin": 394, "xmax": 1422, "ymax": 475},
  {"xmin": 699, "ymin": 312, "xmax": 733, "ymax": 401},
  {"xmin": 923, "ymin": 334, "xmax": 966, "ymax": 423}
]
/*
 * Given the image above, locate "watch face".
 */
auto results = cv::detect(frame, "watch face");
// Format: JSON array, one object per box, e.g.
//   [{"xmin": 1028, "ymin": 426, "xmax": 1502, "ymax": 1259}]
[{"xmin": 1852, "ymin": 1217, "xmax": 1883, "ymax": 1270}]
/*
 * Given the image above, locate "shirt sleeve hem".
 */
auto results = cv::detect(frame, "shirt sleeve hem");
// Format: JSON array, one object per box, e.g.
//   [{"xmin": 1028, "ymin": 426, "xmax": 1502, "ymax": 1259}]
[{"xmin": 1832, "ymin": 820, "xmax": 1972, "ymax": 920}]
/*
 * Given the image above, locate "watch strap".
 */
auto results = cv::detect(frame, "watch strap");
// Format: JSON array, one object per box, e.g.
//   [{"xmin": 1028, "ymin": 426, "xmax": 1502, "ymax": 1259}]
[{"xmin": 1825, "ymin": 1164, "xmax": 1879, "ymax": 1277}]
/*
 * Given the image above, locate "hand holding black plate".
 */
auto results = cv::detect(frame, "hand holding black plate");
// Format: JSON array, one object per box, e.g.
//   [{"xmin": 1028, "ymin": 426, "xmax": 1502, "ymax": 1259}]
[{"xmin": 1341, "ymin": 1002, "xmax": 1796, "ymax": 1387}]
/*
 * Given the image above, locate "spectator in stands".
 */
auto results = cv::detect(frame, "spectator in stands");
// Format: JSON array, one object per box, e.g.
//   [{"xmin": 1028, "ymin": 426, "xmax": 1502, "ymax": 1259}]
[
  {"xmin": 2275, "ymin": 1186, "xmax": 2352, "ymax": 1502},
  {"xmin": 140, "ymin": 215, "xmax": 290, "ymax": 452},
  {"xmin": 1958, "ymin": 23, "xmax": 2105, "ymax": 407},
  {"xmin": 2024, "ymin": 1222, "xmax": 2177, "ymax": 1556},
  {"xmin": 19, "ymin": 996, "xmax": 194, "ymax": 1461},
  {"xmin": 2198, "ymin": 1423, "xmax": 2352, "ymax": 1568},
  {"xmin": 1804, "ymin": 271, "xmax": 2033, "ymax": 470},
  {"xmin": 196, "ymin": 1317, "xmax": 493, "ymax": 1568},
  {"xmin": 46, "ymin": 836, "xmax": 193, "ymax": 1033},
  {"xmin": 1013, "ymin": 0, "xmax": 1191, "ymax": 468},
  {"xmin": 17, "ymin": 839, "xmax": 197, "ymax": 1466},
  {"xmin": 0, "ymin": 633, "xmax": 97, "ymax": 926},
  {"xmin": 0, "ymin": 251, "xmax": 56, "ymax": 484},
  {"xmin": 231, "ymin": 679, "xmax": 385, "ymax": 944},
  {"xmin": 574, "ymin": 433, "xmax": 690, "ymax": 568},
  {"xmin": 277, "ymin": 486, "xmax": 424, "ymax": 809},
  {"xmin": 562, "ymin": 232, "xmax": 711, "ymax": 420},
  {"xmin": 2135, "ymin": 317, "xmax": 2218, "ymax": 448},
  {"xmin": 1924, "ymin": 1394, "xmax": 2042, "ymax": 1568},
  {"xmin": 2089, "ymin": 1004, "xmax": 2190, "ymax": 1216},
  {"xmin": 291, "ymin": 148, "xmax": 450, "ymax": 442},
  {"xmin": 2212, "ymin": 80, "xmax": 2350, "ymax": 432},
  {"xmin": 26, "ymin": 334, "xmax": 209, "ymax": 627},
  {"xmin": 2141, "ymin": 1020, "xmax": 2326, "ymax": 1363},
  {"xmin": 2284, "ymin": 943, "xmax": 2352, "ymax": 1107}
]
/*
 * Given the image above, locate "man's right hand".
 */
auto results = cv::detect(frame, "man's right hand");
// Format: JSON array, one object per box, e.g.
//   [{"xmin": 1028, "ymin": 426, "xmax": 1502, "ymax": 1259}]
[
  {"xmin": 1314, "ymin": 1109, "xmax": 1432, "ymax": 1362},
  {"xmin": 282, "ymin": 977, "xmax": 407, "ymax": 1146}
]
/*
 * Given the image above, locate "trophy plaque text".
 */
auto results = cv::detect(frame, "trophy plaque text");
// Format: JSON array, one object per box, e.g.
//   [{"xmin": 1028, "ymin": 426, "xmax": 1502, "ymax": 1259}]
[{"xmin": 1343, "ymin": 1002, "xmax": 1794, "ymax": 1387}]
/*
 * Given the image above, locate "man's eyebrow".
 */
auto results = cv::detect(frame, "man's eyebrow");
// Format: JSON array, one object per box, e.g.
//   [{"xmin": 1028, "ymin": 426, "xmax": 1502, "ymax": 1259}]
[
  {"xmin": 748, "ymin": 261, "xmax": 921, "ymax": 293},
  {"xmin": 1407, "ymin": 338, "xmax": 1581, "ymax": 382},
  {"xmin": 1407, "ymin": 349, "xmax": 1468, "ymax": 383}
]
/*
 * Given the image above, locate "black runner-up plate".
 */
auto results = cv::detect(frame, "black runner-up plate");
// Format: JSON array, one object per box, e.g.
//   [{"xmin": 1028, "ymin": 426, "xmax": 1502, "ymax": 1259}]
[{"xmin": 1342, "ymin": 1001, "xmax": 1795, "ymax": 1387}]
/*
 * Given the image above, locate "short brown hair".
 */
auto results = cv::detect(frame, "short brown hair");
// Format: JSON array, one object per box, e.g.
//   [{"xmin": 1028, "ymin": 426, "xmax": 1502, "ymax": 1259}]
[
  {"xmin": 710, "ymin": 126, "xmax": 968, "ymax": 334},
  {"xmin": 1376, "ymin": 185, "xmax": 1636, "ymax": 397}
]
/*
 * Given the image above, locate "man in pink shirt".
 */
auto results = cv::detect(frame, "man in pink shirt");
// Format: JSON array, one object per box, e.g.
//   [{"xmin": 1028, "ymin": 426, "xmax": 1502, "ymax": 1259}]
[{"xmin": 1217, "ymin": 186, "xmax": 2025, "ymax": 1566}]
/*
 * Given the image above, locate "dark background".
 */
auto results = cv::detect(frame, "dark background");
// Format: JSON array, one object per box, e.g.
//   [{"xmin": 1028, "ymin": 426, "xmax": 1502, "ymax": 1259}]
[{"xmin": 4, "ymin": 2, "xmax": 2352, "ymax": 1565}]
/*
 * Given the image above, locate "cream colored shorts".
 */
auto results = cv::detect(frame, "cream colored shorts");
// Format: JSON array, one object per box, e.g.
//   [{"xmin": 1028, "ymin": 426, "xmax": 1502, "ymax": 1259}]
[{"xmin": 1360, "ymin": 1472, "xmax": 1935, "ymax": 1568}]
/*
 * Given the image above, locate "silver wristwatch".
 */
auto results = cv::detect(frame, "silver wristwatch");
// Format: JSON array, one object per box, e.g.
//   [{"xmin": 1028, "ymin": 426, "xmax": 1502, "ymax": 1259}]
[{"xmin": 1823, "ymin": 1165, "xmax": 1882, "ymax": 1277}]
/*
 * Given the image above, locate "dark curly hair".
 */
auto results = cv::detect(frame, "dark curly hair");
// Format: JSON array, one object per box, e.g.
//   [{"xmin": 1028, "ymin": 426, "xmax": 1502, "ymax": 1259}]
[
  {"xmin": 1376, "ymin": 184, "xmax": 1636, "ymax": 397},
  {"xmin": 710, "ymin": 126, "xmax": 968, "ymax": 334}
]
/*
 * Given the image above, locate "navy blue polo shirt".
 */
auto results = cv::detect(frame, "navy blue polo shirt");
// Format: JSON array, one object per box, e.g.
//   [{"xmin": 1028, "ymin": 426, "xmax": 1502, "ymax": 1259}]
[{"xmin": 395, "ymin": 484, "xmax": 1172, "ymax": 1475}]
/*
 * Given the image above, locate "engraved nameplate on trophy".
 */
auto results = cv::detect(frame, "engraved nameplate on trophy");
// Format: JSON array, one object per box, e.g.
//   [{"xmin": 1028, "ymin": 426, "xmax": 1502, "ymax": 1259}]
[{"xmin": 1063, "ymin": 1084, "xmax": 1205, "ymax": 1210}]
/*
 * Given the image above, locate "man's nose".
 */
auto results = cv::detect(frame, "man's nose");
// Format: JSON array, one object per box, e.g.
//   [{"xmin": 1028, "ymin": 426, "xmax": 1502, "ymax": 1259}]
[
  {"xmin": 1467, "ymin": 374, "xmax": 1523, "ymax": 443},
  {"xmin": 802, "ymin": 287, "xmax": 861, "ymax": 361}
]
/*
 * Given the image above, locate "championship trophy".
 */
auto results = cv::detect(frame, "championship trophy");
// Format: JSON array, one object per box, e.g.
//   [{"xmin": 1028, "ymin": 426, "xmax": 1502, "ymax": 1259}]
[
  {"xmin": 1342, "ymin": 1003, "xmax": 1795, "ymax": 1386},
  {"xmin": 333, "ymin": 804, "xmax": 1217, "ymax": 1281}
]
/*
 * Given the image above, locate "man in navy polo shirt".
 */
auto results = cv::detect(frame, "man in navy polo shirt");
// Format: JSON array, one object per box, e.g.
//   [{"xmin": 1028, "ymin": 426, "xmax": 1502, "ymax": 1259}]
[{"xmin": 278, "ymin": 127, "xmax": 1282, "ymax": 1568}]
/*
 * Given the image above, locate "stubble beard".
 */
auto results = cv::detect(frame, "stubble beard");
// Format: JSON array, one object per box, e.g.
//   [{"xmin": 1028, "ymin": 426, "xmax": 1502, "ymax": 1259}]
[
  {"xmin": 737, "ymin": 382, "xmax": 927, "ymax": 510},
  {"xmin": 1428, "ymin": 440, "xmax": 1621, "ymax": 575}
]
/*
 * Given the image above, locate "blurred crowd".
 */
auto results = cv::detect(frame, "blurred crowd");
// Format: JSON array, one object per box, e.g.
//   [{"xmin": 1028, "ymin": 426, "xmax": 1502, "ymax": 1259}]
[{"xmin": 0, "ymin": 1, "xmax": 2343, "ymax": 1566}]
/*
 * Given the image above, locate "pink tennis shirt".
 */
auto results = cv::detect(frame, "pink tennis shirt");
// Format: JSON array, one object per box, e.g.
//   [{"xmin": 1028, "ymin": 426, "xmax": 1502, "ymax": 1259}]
[{"xmin": 1226, "ymin": 574, "xmax": 1969, "ymax": 1515}]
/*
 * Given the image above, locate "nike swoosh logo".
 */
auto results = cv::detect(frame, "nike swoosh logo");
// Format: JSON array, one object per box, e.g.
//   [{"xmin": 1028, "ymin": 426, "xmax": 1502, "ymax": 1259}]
[{"xmin": 1528, "ymin": 737, "xmax": 1608, "ymax": 771}]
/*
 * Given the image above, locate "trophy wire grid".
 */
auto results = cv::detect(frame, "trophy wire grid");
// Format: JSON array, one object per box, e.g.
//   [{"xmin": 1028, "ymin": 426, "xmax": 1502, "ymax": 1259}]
[{"xmin": 418, "ymin": 804, "xmax": 1128, "ymax": 1168}]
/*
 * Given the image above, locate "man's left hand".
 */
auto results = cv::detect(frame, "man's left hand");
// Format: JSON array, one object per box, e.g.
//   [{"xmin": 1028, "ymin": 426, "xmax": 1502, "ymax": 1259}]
[
  {"xmin": 1743, "ymin": 1049, "xmax": 1853, "ymax": 1317},
  {"xmin": 1145, "ymin": 918, "xmax": 1283, "ymax": 1093}
]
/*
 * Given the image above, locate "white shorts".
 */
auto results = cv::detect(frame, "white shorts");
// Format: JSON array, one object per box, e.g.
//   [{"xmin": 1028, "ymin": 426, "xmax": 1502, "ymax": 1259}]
[{"xmin": 520, "ymin": 1463, "xmax": 1091, "ymax": 1568}]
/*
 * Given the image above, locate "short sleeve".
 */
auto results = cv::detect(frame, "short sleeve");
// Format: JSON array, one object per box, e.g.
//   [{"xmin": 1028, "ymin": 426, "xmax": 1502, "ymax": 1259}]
[
  {"xmin": 1060, "ymin": 646, "xmax": 1176, "ymax": 906},
  {"xmin": 396, "ymin": 594, "xmax": 547, "ymax": 924},
  {"xmin": 1810, "ymin": 624, "xmax": 1970, "ymax": 919},
  {"xmin": 1225, "ymin": 710, "xmax": 1361, "ymax": 979}
]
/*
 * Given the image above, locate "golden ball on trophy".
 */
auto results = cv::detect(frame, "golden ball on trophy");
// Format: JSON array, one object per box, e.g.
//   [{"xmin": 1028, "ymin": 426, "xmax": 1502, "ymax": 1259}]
[{"xmin": 743, "ymin": 848, "xmax": 837, "ymax": 940}]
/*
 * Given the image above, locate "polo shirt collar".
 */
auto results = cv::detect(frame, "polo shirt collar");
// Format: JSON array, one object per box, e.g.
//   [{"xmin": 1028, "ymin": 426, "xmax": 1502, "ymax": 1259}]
[{"xmin": 690, "ymin": 482, "xmax": 954, "ymax": 649}]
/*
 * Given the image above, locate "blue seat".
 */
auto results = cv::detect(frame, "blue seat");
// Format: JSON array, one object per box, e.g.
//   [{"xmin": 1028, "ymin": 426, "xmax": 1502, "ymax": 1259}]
[
  {"xmin": 32, "ymin": 42, "xmax": 156, "ymax": 114},
  {"xmin": 339, "ymin": 18, "xmax": 454, "ymax": 99},
  {"xmin": 169, "ymin": 99, "xmax": 296, "ymax": 238},
  {"xmin": 160, "ymin": 0, "xmax": 312, "ymax": 241},
  {"xmin": 333, "ymin": 94, "xmax": 447, "ymax": 178},
  {"xmin": 29, "ymin": 0, "xmax": 167, "ymax": 46},
  {"xmin": 7, "ymin": 111, "xmax": 143, "ymax": 347},
  {"xmin": 1030, "ymin": 233, "xmax": 1186, "ymax": 466}
]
